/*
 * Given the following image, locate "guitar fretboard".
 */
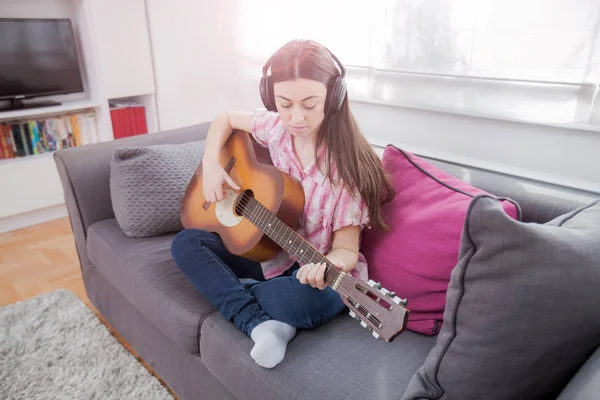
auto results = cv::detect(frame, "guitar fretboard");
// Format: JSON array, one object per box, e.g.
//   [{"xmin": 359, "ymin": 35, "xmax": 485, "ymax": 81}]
[{"xmin": 240, "ymin": 196, "xmax": 341, "ymax": 287}]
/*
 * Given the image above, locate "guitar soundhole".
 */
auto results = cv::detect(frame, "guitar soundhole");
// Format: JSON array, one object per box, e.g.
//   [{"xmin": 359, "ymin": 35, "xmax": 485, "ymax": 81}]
[{"xmin": 234, "ymin": 189, "xmax": 254, "ymax": 216}]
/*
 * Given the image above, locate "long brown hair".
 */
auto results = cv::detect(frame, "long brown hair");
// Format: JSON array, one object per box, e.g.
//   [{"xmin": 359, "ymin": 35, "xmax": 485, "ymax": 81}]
[{"xmin": 269, "ymin": 39, "xmax": 394, "ymax": 231}]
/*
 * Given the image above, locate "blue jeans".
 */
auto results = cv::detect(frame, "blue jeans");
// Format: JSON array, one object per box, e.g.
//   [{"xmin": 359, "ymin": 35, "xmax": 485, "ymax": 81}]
[{"xmin": 170, "ymin": 229, "xmax": 346, "ymax": 336}]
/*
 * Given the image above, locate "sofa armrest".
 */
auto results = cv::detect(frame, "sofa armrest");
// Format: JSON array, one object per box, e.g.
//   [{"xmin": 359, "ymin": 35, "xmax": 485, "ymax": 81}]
[{"xmin": 54, "ymin": 121, "xmax": 210, "ymax": 268}]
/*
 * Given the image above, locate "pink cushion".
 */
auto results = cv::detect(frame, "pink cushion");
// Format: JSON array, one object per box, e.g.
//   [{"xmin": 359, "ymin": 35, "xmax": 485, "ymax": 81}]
[{"xmin": 361, "ymin": 146, "xmax": 521, "ymax": 335}]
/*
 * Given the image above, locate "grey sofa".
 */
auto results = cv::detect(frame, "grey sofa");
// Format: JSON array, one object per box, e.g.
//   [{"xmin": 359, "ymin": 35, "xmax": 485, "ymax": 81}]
[{"xmin": 54, "ymin": 121, "xmax": 600, "ymax": 400}]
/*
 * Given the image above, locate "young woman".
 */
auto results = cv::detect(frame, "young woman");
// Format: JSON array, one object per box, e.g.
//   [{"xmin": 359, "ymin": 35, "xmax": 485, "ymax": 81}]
[{"xmin": 171, "ymin": 39, "xmax": 393, "ymax": 369}]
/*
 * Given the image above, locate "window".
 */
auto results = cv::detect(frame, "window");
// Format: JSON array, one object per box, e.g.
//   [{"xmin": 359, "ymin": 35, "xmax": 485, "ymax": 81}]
[{"xmin": 233, "ymin": 0, "xmax": 600, "ymax": 127}]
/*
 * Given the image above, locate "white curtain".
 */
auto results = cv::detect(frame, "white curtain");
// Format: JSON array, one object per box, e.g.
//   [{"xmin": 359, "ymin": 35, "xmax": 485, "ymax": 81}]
[{"xmin": 233, "ymin": 0, "xmax": 600, "ymax": 125}]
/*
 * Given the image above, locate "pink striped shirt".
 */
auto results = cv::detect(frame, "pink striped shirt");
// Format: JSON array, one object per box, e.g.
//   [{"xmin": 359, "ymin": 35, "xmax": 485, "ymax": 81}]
[{"xmin": 250, "ymin": 108, "xmax": 370, "ymax": 281}]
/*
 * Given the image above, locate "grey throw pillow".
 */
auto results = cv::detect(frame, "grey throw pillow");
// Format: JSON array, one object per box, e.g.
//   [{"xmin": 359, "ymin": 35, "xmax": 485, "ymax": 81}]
[
  {"xmin": 110, "ymin": 141, "xmax": 205, "ymax": 237},
  {"xmin": 402, "ymin": 195, "xmax": 600, "ymax": 400}
]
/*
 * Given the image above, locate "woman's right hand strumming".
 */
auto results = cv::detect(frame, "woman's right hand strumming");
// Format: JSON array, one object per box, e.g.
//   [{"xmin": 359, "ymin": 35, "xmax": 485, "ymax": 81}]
[
  {"xmin": 202, "ymin": 157, "xmax": 240, "ymax": 203},
  {"xmin": 202, "ymin": 111, "xmax": 253, "ymax": 204}
]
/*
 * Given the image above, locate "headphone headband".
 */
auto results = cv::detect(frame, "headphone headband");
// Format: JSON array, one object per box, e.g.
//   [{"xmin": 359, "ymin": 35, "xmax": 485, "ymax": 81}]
[
  {"xmin": 259, "ymin": 44, "xmax": 347, "ymax": 114},
  {"xmin": 261, "ymin": 46, "xmax": 345, "ymax": 78}
]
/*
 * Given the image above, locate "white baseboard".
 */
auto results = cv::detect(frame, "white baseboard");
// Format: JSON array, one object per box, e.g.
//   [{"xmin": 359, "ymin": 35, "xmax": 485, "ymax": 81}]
[{"xmin": 0, "ymin": 203, "xmax": 69, "ymax": 234}]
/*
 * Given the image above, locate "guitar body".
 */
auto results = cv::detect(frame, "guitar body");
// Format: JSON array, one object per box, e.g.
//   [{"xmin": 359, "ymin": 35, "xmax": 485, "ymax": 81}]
[
  {"xmin": 180, "ymin": 129, "xmax": 410, "ymax": 342},
  {"xmin": 180, "ymin": 130, "xmax": 305, "ymax": 261}
]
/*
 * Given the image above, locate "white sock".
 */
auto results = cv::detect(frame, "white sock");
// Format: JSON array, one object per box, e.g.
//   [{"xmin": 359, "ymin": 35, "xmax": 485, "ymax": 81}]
[{"xmin": 250, "ymin": 320, "xmax": 296, "ymax": 368}]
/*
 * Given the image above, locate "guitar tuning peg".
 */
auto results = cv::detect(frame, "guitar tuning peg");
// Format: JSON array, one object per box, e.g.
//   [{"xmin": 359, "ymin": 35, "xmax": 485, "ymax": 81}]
[
  {"xmin": 372, "ymin": 331, "xmax": 381, "ymax": 340},
  {"xmin": 392, "ymin": 296, "xmax": 408, "ymax": 306},
  {"xmin": 360, "ymin": 320, "xmax": 368, "ymax": 329},
  {"xmin": 349, "ymin": 310, "xmax": 357, "ymax": 319},
  {"xmin": 367, "ymin": 279, "xmax": 376, "ymax": 287},
  {"xmin": 389, "ymin": 291, "xmax": 396, "ymax": 297},
  {"xmin": 375, "ymin": 282, "xmax": 383, "ymax": 290},
  {"xmin": 379, "ymin": 287, "xmax": 389, "ymax": 296}
]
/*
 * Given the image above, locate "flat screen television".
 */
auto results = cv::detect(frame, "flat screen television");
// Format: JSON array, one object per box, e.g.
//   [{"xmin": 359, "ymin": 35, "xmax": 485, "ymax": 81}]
[{"xmin": 0, "ymin": 18, "xmax": 84, "ymax": 111}]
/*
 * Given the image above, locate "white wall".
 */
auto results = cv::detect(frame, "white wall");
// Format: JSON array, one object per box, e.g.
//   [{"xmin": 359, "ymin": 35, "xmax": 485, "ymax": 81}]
[
  {"xmin": 352, "ymin": 102, "xmax": 600, "ymax": 193},
  {"xmin": 86, "ymin": 0, "xmax": 155, "ymax": 100},
  {"xmin": 146, "ymin": 0, "xmax": 258, "ymax": 131},
  {"xmin": 145, "ymin": 0, "xmax": 600, "ymax": 194}
]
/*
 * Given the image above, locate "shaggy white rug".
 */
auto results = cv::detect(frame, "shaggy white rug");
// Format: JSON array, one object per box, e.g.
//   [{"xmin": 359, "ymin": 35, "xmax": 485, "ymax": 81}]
[{"xmin": 0, "ymin": 289, "xmax": 174, "ymax": 400}]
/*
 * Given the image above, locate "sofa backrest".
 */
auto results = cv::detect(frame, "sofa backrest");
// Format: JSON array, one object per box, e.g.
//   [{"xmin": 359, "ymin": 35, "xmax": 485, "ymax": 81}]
[
  {"xmin": 54, "ymin": 119, "xmax": 598, "ymax": 275},
  {"xmin": 421, "ymin": 156, "xmax": 598, "ymax": 223}
]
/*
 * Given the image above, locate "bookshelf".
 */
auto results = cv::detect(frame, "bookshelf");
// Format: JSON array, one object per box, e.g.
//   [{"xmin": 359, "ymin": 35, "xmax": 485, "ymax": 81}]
[
  {"xmin": 0, "ymin": 0, "xmax": 159, "ymax": 233},
  {"xmin": 0, "ymin": 100, "xmax": 102, "ymax": 123}
]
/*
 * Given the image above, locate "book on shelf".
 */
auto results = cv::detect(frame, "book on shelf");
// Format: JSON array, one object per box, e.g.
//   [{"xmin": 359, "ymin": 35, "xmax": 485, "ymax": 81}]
[
  {"xmin": 109, "ymin": 100, "xmax": 148, "ymax": 139},
  {"xmin": 0, "ymin": 110, "xmax": 98, "ymax": 160}
]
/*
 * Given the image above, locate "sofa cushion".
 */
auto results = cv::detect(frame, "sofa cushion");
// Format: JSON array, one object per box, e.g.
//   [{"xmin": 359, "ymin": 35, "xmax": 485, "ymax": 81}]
[
  {"xmin": 87, "ymin": 218, "xmax": 216, "ymax": 354},
  {"xmin": 557, "ymin": 345, "xmax": 600, "ymax": 400},
  {"xmin": 200, "ymin": 312, "xmax": 436, "ymax": 400},
  {"xmin": 403, "ymin": 196, "xmax": 600, "ymax": 400},
  {"xmin": 110, "ymin": 140, "xmax": 205, "ymax": 238},
  {"xmin": 361, "ymin": 146, "xmax": 521, "ymax": 335}
]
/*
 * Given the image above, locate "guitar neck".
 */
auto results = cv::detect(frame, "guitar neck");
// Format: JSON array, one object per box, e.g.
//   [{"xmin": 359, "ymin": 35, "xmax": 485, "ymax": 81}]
[{"xmin": 241, "ymin": 196, "xmax": 342, "ymax": 287}]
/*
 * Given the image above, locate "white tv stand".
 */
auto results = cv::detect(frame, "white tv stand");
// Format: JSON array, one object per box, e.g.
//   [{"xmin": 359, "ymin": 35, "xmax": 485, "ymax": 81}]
[{"xmin": 0, "ymin": 0, "xmax": 159, "ymax": 233}]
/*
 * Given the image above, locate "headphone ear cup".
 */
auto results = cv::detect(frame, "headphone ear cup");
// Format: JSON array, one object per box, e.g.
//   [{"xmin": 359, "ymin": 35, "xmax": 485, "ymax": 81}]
[
  {"xmin": 260, "ymin": 75, "xmax": 276, "ymax": 112},
  {"xmin": 267, "ymin": 77, "xmax": 276, "ymax": 112},
  {"xmin": 326, "ymin": 77, "xmax": 347, "ymax": 114}
]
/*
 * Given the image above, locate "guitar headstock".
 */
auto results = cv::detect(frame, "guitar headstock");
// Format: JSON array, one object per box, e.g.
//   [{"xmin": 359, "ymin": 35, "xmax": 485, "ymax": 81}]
[{"xmin": 337, "ymin": 276, "xmax": 410, "ymax": 342}]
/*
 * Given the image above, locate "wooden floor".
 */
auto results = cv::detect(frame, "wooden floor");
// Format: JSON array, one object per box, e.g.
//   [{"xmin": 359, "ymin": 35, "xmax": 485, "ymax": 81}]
[{"xmin": 0, "ymin": 217, "xmax": 179, "ymax": 399}]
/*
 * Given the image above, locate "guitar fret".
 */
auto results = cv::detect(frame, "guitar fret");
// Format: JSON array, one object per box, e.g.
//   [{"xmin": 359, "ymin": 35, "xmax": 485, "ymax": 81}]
[
  {"xmin": 246, "ymin": 202, "xmax": 258, "ymax": 226},
  {"xmin": 269, "ymin": 211, "xmax": 280, "ymax": 238},
  {"xmin": 296, "ymin": 240, "xmax": 306, "ymax": 264},
  {"xmin": 256, "ymin": 204, "xmax": 265, "ymax": 230},
  {"xmin": 249, "ymin": 203, "xmax": 260, "ymax": 229},
  {"xmin": 259, "ymin": 203, "xmax": 269, "ymax": 232},
  {"xmin": 242, "ymin": 198, "xmax": 342, "ymax": 285},
  {"xmin": 300, "ymin": 242, "xmax": 312, "ymax": 265},
  {"xmin": 274, "ymin": 214, "xmax": 283, "ymax": 241},
  {"xmin": 274, "ymin": 216, "xmax": 283, "ymax": 242},
  {"xmin": 290, "ymin": 232, "xmax": 300, "ymax": 261},
  {"xmin": 306, "ymin": 244, "xmax": 315, "ymax": 263},
  {"xmin": 283, "ymin": 228, "xmax": 293, "ymax": 254},
  {"xmin": 309, "ymin": 248, "xmax": 322, "ymax": 265},
  {"xmin": 299, "ymin": 242, "xmax": 308, "ymax": 264}
]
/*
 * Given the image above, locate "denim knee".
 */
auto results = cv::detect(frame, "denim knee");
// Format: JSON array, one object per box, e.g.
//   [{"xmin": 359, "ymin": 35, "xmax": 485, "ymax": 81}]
[
  {"xmin": 172, "ymin": 229, "xmax": 211, "ymax": 253},
  {"xmin": 171, "ymin": 229, "xmax": 211, "ymax": 268},
  {"xmin": 301, "ymin": 291, "xmax": 345, "ymax": 328},
  {"xmin": 290, "ymin": 271, "xmax": 346, "ymax": 328},
  {"xmin": 171, "ymin": 229, "xmax": 193, "ymax": 258}
]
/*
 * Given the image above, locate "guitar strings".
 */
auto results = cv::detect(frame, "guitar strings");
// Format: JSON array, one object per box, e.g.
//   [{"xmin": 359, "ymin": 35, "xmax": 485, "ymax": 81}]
[
  {"xmin": 235, "ymin": 191, "xmax": 399, "ymax": 332},
  {"xmin": 235, "ymin": 191, "xmax": 363, "ymax": 301},
  {"xmin": 246, "ymin": 199, "xmax": 361, "ymax": 302},
  {"xmin": 237, "ymin": 191, "xmax": 341, "ymax": 283},
  {"xmin": 218, "ymin": 190, "xmax": 399, "ymax": 328},
  {"xmin": 247, "ymin": 198, "xmax": 407, "ymax": 331}
]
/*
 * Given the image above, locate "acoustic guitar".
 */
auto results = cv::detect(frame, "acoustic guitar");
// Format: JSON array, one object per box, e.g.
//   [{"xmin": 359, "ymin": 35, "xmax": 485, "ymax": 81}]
[{"xmin": 180, "ymin": 130, "xmax": 409, "ymax": 342}]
